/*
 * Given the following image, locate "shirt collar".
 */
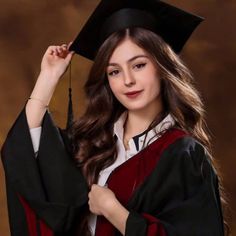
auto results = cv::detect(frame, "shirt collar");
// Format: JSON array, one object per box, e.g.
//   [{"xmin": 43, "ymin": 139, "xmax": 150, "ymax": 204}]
[
  {"xmin": 113, "ymin": 111, "xmax": 128, "ymax": 142},
  {"xmin": 113, "ymin": 111, "xmax": 176, "ymax": 146}
]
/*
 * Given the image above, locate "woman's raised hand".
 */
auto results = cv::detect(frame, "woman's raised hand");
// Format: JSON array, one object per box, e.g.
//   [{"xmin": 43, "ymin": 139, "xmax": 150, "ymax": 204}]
[
  {"xmin": 26, "ymin": 42, "xmax": 75, "ymax": 128},
  {"xmin": 40, "ymin": 43, "xmax": 74, "ymax": 81}
]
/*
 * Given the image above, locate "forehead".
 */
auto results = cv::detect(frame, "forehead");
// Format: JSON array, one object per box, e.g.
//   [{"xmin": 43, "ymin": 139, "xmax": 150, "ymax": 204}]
[{"xmin": 108, "ymin": 38, "xmax": 148, "ymax": 63}]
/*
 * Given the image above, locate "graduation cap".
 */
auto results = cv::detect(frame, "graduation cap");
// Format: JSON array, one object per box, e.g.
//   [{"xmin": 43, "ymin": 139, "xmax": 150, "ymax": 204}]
[
  {"xmin": 66, "ymin": 0, "xmax": 204, "ymax": 129},
  {"xmin": 69, "ymin": 0, "xmax": 204, "ymax": 60}
]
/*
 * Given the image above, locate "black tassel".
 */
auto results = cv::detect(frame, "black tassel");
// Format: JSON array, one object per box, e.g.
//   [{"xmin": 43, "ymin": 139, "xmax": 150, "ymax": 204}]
[{"xmin": 66, "ymin": 62, "xmax": 74, "ymax": 131}]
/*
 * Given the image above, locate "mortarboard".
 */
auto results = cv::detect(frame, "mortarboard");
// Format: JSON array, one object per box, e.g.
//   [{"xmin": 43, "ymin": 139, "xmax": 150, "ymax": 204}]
[
  {"xmin": 66, "ymin": 0, "xmax": 204, "ymax": 130},
  {"xmin": 69, "ymin": 0, "xmax": 204, "ymax": 60}
]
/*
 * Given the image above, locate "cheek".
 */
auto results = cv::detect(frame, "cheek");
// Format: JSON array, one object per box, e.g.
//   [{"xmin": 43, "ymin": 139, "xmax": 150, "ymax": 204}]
[
  {"xmin": 108, "ymin": 80, "xmax": 120, "ymax": 97},
  {"xmin": 155, "ymin": 77, "xmax": 161, "ymax": 90},
  {"xmin": 148, "ymin": 76, "xmax": 161, "ymax": 95},
  {"xmin": 152, "ymin": 70, "xmax": 161, "ymax": 91}
]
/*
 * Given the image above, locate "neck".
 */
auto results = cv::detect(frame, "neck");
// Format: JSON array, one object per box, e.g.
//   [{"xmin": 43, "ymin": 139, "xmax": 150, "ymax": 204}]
[{"xmin": 124, "ymin": 99, "xmax": 163, "ymax": 139}]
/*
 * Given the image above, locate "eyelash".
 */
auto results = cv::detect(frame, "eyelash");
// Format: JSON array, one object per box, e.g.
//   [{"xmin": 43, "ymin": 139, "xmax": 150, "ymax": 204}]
[
  {"xmin": 108, "ymin": 63, "xmax": 147, "ymax": 77},
  {"xmin": 108, "ymin": 70, "xmax": 119, "ymax": 76},
  {"xmin": 134, "ymin": 63, "xmax": 146, "ymax": 70}
]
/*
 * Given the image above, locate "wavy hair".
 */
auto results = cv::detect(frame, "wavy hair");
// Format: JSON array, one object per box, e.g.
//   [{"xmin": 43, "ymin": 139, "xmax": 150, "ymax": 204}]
[{"xmin": 70, "ymin": 27, "xmax": 230, "ymax": 235}]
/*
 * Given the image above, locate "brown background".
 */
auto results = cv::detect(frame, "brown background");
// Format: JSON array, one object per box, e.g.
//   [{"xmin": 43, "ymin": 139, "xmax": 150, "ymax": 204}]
[{"xmin": 0, "ymin": 0, "xmax": 235, "ymax": 235}]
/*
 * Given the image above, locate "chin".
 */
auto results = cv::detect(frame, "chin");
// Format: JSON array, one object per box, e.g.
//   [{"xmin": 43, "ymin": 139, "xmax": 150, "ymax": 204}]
[{"xmin": 123, "ymin": 105, "xmax": 147, "ymax": 111}]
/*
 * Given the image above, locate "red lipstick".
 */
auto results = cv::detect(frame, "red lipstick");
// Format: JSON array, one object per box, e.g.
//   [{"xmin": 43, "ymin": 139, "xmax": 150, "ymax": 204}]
[{"xmin": 125, "ymin": 90, "xmax": 143, "ymax": 98}]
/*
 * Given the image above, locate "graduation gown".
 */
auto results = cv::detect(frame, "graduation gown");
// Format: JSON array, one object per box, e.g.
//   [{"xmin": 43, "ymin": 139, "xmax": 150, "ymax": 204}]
[
  {"xmin": 1, "ymin": 107, "xmax": 225, "ymax": 236},
  {"xmin": 1, "ymin": 108, "xmax": 89, "ymax": 236}
]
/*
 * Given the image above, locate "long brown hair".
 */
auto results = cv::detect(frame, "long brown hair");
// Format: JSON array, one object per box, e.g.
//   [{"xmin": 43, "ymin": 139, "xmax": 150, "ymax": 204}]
[{"xmin": 70, "ymin": 27, "xmax": 230, "ymax": 235}]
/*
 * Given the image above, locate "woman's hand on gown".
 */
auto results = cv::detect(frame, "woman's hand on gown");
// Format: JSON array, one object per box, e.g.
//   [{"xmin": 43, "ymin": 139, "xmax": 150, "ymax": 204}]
[
  {"xmin": 88, "ymin": 184, "xmax": 129, "ymax": 235},
  {"xmin": 88, "ymin": 184, "xmax": 117, "ymax": 216}
]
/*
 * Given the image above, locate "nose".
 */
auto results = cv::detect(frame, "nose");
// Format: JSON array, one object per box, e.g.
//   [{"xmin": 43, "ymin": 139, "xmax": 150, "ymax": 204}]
[{"xmin": 123, "ymin": 70, "xmax": 136, "ymax": 86}]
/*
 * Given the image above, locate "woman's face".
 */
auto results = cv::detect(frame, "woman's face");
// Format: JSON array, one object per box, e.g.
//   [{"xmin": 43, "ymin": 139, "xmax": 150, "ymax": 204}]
[{"xmin": 106, "ymin": 37, "xmax": 162, "ymax": 113}]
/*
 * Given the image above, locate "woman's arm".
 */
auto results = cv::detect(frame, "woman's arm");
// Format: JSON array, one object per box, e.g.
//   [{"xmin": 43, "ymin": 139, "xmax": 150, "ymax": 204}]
[
  {"xmin": 1, "ymin": 98, "xmax": 89, "ymax": 235},
  {"xmin": 26, "ymin": 44, "xmax": 74, "ymax": 128}
]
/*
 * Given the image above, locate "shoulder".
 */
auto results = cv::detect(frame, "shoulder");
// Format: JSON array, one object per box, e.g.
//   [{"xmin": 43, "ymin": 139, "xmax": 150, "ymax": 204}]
[
  {"xmin": 160, "ymin": 128, "xmax": 212, "ymax": 173},
  {"xmin": 141, "ymin": 129, "xmax": 217, "ymax": 197},
  {"xmin": 164, "ymin": 128, "xmax": 207, "ymax": 156}
]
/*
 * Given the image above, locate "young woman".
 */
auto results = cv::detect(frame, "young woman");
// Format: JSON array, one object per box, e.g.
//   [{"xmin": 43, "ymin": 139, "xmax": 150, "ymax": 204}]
[{"xmin": 1, "ymin": 1, "xmax": 228, "ymax": 236}]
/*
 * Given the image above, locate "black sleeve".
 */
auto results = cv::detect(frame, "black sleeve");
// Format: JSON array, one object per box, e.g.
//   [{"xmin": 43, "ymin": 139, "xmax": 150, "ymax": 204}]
[
  {"xmin": 1, "ymin": 106, "xmax": 89, "ymax": 235},
  {"xmin": 125, "ymin": 137, "xmax": 225, "ymax": 236}
]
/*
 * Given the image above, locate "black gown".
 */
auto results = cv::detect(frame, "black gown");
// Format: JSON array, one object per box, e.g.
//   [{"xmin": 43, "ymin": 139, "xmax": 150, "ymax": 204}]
[{"xmin": 1, "ymin": 107, "xmax": 225, "ymax": 236}]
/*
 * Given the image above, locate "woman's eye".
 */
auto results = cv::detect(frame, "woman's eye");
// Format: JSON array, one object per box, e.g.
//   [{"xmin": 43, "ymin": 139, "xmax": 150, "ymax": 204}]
[
  {"xmin": 108, "ymin": 70, "xmax": 119, "ymax": 76},
  {"xmin": 134, "ymin": 63, "xmax": 146, "ymax": 70}
]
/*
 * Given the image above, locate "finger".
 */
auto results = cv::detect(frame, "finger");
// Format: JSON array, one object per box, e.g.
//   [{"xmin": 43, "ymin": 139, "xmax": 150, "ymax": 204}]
[
  {"xmin": 56, "ymin": 46, "xmax": 62, "ymax": 54},
  {"xmin": 61, "ymin": 45, "xmax": 68, "ymax": 51},
  {"xmin": 47, "ymin": 45, "xmax": 55, "ymax": 51},
  {"xmin": 68, "ymin": 41, "xmax": 73, "ymax": 49},
  {"xmin": 91, "ymin": 184, "xmax": 96, "ymax": 190},
  {"xmin": 61, "ymin": 43, "xmax": 67, "ymax": 48},
  {"xmin": 51, "ymin": 49, "xmax": 59, "ymax": 56},
  {"xmin": 55, "ymin": 46, "xmax": 69, "ymax": 58},
  {"xmin": 88, "ymin": 203, "xmax": 93, "ymax": 213},
  {"xmin": 60, "ymin": 46, "xmax": 67, "ymax": 52},
  {"xmin": 67, "ymin": 41, "xmax": 75, "ymax": 54},
  {"xmin": 46, "ymin": 46, "xmax": 57, "ymax": 55},
  {"xmin": 65, "ymin": 52, "xmax": 74, "ymax": 63}
]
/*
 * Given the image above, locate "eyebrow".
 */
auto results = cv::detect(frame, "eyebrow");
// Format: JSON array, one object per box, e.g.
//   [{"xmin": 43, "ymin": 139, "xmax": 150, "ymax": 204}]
[{"xmin": 107, "ymin": 55, "xmax": 149, "ymax": 67}]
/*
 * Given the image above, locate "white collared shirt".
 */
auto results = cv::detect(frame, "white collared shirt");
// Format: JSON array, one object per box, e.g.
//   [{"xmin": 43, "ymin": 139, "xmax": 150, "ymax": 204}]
[
  {"xmin": 29, "ymin": 112, "xmax": 175, "ymax": 235},
  {"xmin": 96, "ymin": 111, "xmax": 175, "ymax": 186}
]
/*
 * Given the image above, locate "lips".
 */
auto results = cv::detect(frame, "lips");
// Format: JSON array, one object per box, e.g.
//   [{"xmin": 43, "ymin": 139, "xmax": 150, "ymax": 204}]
[{"xmin": 125, "ymin": 90, "xmax": 143, "ymax": 95}]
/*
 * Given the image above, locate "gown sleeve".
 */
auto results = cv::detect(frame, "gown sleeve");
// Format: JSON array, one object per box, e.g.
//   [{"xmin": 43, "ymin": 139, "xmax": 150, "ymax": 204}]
[
  {"xmin": 1, "ymin": 106, "xmax": 89, "ymax": 236},
  {"xmin": 125, "ymin": 137, "xmax": 225, "ymax": 236},
  {"xmin": 29, "ymin": 126, "xmax": 42, "ymax": 155}
]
